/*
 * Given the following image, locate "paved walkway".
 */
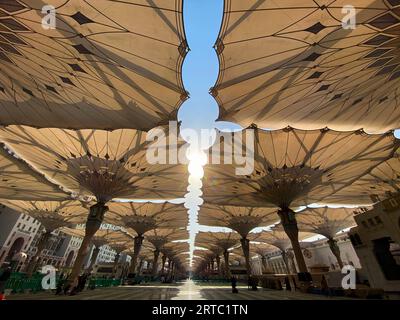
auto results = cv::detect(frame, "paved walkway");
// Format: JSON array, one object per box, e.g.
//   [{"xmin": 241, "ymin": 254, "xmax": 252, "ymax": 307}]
[{"xmin": 7, "ymin": 280, "xmax": 351, "ymax": 300}]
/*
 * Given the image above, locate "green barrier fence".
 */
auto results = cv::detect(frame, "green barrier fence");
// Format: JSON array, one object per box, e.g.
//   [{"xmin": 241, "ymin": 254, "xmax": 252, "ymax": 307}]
[
  {"xmin": 1, "ymin": 270, "xmax": 121, "ymax": 294},
  {"xmin": 4, "ymin": 272, "xmax": 45, "ymax": 293},
  {"xmin": 88, "ymin": 278, "xmax": 121, "ymax": 288}
]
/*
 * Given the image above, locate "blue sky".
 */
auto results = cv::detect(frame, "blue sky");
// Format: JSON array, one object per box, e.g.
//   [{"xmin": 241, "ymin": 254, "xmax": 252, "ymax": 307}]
[{"xmin": 178, "ymin": 0, "xmax": 241, "ymax": 133}]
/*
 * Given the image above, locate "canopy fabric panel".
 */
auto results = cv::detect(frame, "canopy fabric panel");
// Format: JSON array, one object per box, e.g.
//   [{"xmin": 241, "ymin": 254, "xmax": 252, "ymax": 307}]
[
  {"xmin": 249, "ymin": 243, "xmax": 276, "ymax": 256},
  {"xmin": 202, "ymin": 128, "xmax": 399, "ymax": 208},
  {"xmin": 195, "ymin": 231, "xmax": 241, "ymax": 251},
  {"xmin": 193, "ymin": 249, "xmax": 214, "ymax": 259},
  {"xmin": 249, "ymin": 231, "xmax": 314, "ymax": 251},
  {"xmin": 0, "ymin": 126, "xmax": 188, "ymax": 202},
  {"xmin": 0, "ymin": 145, "xmax": 68, "ymax": 200},
  {"xmin": 105, "ymin": 201, "xmax": 188, "ymax": 235},
  {"xmin": 145, "ymin": 228, "xmax": 189, "ymax": 249},
  {"xmin": 0, "ymin": 199, "xmax": 88, "ymax": 230},
  {"xmin": 60, "ymin": 226, "xmax": 131, "ymax": 246},
  {"xmin": 213, "ymin": 0, "xmax": 400, "ymax": 133},
  {"xmin": 327, "ymin": 157, "xmax": 400, "ymax": 204},
  {"xmin": 288, "ymin": 206, "xmax": 359, "ymax": 239},
  {"xmin": 198, "ymin": 203, "xmax": 278, "ymax": 237},
  {"xmin": 0, "ymin": 0, "xmax": 188, "ymax": 130},
  {"xmin": 162, "ymin": 241, "xmax": 190, "ymax": 258}
]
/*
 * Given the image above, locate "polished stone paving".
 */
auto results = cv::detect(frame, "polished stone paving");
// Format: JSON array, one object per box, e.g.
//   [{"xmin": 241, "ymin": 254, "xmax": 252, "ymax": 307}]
[{"xmin": 7, "ymin": 280, "xmax": 351, "ymax": 300}]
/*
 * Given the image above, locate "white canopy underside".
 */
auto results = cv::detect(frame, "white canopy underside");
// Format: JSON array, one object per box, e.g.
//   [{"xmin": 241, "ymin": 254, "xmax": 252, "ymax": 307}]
[
  {"xmin": 213, "ymin": 0, "xmax": 400, "ymax": 133},
  {"xmin": 0, "ymin": 126, "xmax": 189, "ymax": 201},
  {"xmin": 202, "ymin": 128, "xmax": 399, "ymax": 208},
  {"xmin": 0, "ymin": 0, "xmax": 187, "ymax": 130},
  {"xmin": 0, "ymin": 146, "xmax": 68, "ymax": 200}
]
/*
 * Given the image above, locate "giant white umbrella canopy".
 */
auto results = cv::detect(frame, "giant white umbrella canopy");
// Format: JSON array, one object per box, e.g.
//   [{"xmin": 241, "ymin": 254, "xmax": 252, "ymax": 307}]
[
  {"xmin": 212, "ymin": 0, "xmax": 400, "ymax": 133},
  {"xmin": 328, "ymin": 156, "xmax": 400, "ymax": 204},
  {"xmin": 106, "ymin": 201, "xmax": 188, "ymax": 276},
  {"xmin": 0, "ymin": 0, "xmax": 188, "ymax": 130},
  {"xmin": 146, "ymin": 228, "xmax": 189, "ymax": 250},
  {"xmin": 249, "ymin": 230, "xmax": 314, "ymax": 274},
  {"xmin": 162, "ymin": 241, "xmax": 190, "ymax": 276},
  {"xmin": 0, "ymin": 199, "xmax": 89, "ymax": 231},
  {"xmin": 162, "ymin": 242, "xmax": 190, "ymax": 263},
  {"xmin": 202, "ymin": 127, "xmax": 399, "ymax": 273},
  {"xmin": 145, "ymin": 228, "xmax": 189, "ymax": 277},
  {"xmin": 0, "ymin": 144, "xmax": 68, "ymax": 200},
  {"xmin": 198, "ymin": 204, "xmax": 278, "ymax": 277},
  {"xmin": 0, "ymin": 125, "xmax": 188, "ymax": 285},
  {"xmin": 0, "ymin": 126, "xmax": 188, "ymax": 202},
  {"xmin": 248, "ymin": 242, "xmax": 276, "ymax": 273},
  {"xmin": 0, "ymin": 199, "xmax": 89, "ymax": 275},
  {"xmin": 195, "ymin": 231, "xmax": 241, "ymax": 278},
  {"xmin": 277, "ymin": 206, "xmax": 363, "ymax": 268}
]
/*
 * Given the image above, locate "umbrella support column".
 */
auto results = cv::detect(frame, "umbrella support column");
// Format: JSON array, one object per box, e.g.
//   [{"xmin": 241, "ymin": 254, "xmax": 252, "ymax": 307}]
[
  {"xmin": 240, "ymin": 237, "xmax": 251, "ymax": 278},
  {"xmin": 151, "ymin": 249, "xmax": 160, "ymax": 279},
  {"xmin": 128, "ymin": 235, "xmax": 144, "ymax": 277},
  {"xmin": 67, "ymin": 202, "xmax": 108, "ymax": 288},
  {"xmin": 223, "ymin": 250, "xmax": 231, "ymax": 278},
  {"xmin": 278, "ymin": 208, "xmax": 308, "ymax": 274},
  {"xmin": 160, "ymin": 254, "xmax": 167, "ymax": 276},
  {"xmin": 328, "ymin": 238, "xmax": 344, "ymax": 269},
  {"xmin": 216, "ymin": 255, "xmax": 221, "ymax": 275}
]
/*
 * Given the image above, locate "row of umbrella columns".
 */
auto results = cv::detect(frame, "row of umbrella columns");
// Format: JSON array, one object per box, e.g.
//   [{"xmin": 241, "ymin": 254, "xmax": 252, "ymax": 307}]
[
  {"xmin": 0, "ymin": 128, "xmax": 191, "ymax": 285},
  {"xmin": 201, "ymin": 127, "xmax": 400, "ymax": 279},
  {"xmin": 147, "ymin": 236, "xmax": 170, "ymax": 278},
  {"xmin": 195, "ymin": 233, "xmax": 242, "ymax": 279}
]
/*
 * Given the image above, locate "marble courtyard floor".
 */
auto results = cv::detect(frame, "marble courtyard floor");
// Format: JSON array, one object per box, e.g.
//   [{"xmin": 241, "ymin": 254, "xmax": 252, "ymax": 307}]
[{"xmin": 7, "ymin": 280, "xmax": 352, "ymax": 300}]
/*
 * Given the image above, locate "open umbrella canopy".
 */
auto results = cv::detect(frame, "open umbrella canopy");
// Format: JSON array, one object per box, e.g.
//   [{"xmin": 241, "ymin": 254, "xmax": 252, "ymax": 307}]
[
  {"xmin": 145, "ymin": 228, "xmax": 189, "ymax": 250},
  {"xmin": 327, "ymin": 156, "xmax": 400, "ymax": 204},
  {"xmin": 283, "ymin": 206, "xmax": 360, "ymax": 239},
  {"xmin": 193, "ymin": 249, "xmax": 215, "ymax": 260},
  {"xmin": 212, "ymin": 0, "xmax": 400, "ymax": 133},
  {"xmin": 0, "ymin": 0, "xmax": 188, "ymax": 130},
  {"xmin": 106, "ymin": 202, "xmax": 188, "ymax": 236},
  {"xmin": 195, "ymin": 231, "xmax": 241, "ymax": 252},
  {"xmin": 0, "ymin": 126, "xmax": 188, "ymax": 202},
  {"xmin": 249, "ymin": 230, "xmax": 315, "ymax": 252},
  {"xmin": 198, "ymin": 204, "xmax": 278, "ymax": 238},
  {"xmin": 60, "ymin": 226, "xmax": 131, "ymax": 247},
  {"xmin": 0, "ymin": 144, "xmax": 68, "ymax": 200},
  {"xmin": 108, "ymin": 241, "xmax": 132, "ymax": 254},
  {"xmin": 249, "ymin": 242, "xmax": 277, "ymax": 257},
  {"xmin": 0, "ymin": 199, "xmax": 89, "ymax": 231},
  {"xmin": 162, "ymin": 241, "xmax": 190, "ymax": 258},
  {"xmin": 229, "ymin": 252, "xmax": 246, "ymax": 265},
  {"xmin": 203, "ymin": 127, "xmax": 399, "ymax": 208}
]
